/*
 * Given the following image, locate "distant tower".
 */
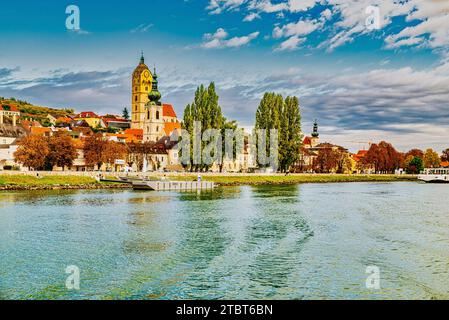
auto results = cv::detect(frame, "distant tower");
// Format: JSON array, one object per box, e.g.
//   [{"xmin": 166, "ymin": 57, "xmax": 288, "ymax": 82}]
[
  {"xmin": 311, "ymin": 119, "xmax": 319, "ymax": 147},
  {"xmin": 131, "ymin": 52, "xmax": 153, "ymax": 129}
]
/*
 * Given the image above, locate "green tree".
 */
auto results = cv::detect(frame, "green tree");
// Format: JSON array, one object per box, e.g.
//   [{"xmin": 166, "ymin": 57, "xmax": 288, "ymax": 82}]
[
  {"xmin": 254, "ymin": 93, "xmax": 302, "ymax": 172},
  {"xmin": 122, "ymin": 107, "xmax": 130, "ymax": 120},
  {"xmin": 279, "ymin": 96, "xmax": 302, "ymax": 172},
  {"xmin": 254, "ymin": 92, "xmax": 282, "ymax": 169},
  {"xmin": 407, "ymin": 156, "xmax": 424, "ymax": 174},
  {"xmin": 181, "ymin": 82, "xmax": 225, "ymax": 172}
]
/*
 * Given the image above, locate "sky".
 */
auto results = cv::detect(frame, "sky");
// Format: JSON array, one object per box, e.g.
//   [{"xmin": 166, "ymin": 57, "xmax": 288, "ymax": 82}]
[{"xmin": 0, "ymin": 0, "xmax": 449, "ymax": 152}]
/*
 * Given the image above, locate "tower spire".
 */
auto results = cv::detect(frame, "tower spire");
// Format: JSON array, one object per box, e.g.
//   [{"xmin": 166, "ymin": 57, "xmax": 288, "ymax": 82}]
[
  {"xmin": 140, "ymin": 51, "xmax": 145, "ymax": 64},
  {"xmin": 312, "ymin": 119, "xmax": 319, "ymax": 138}
]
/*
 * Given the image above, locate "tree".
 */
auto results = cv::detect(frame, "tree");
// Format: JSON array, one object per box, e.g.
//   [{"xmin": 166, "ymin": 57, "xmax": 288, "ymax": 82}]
[
  {"xmin": 122, "ymin": 107, "xmax": 130, "ymax": 120},
  {"xmin": 181, "ymin": 82, "xmax": 225, "ymax": 172},
  {"xmin": 279, "ymin": 96, "xmax": 302, "ymax": 172},
  {"xmin": 405, "ymin": 149, "xmax": 424, "ymax": 160},
  {"xmin": 441, "ymin": 148, "xmax": 449, "ymax": 162},
  {"xmin": 219, "ymin": 119, "xmax": 239, "ymax": 173},
  {"xmin": 313, "ymin": 147, "xmax": 338, "ymax": 173},
  {"xmin": 405, "ymin": 156, "xmax": 424, "ymax": 174},
  {"xmin": 14, "ymin": 135, "xmax": 50, "ymax": 170},
  {"xmin": 254, "ymin": 92, "xmax": 282, "ymax": 169},
  {"xmin": 362, "ymin": 141, "xmax": 402, "ymax": 173},
  {"xmin": 83, "ymin": 133, "xmax": 108, "ymax": 169},
  {"xmin": 423, "ymin": 148, "xmax": 441, "ymax": 168},
  {"xmin": 47, "ymin": 132, "xmax": 77, "ymax": 170},
  {"xmin": 103, "ymin": 141, "xmax": 128, "ymax": 169}
]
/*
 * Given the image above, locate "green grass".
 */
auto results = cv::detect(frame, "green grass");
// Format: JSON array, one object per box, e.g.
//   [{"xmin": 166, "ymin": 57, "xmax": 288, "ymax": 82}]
[
  {"xmin": 170, "ymin": 174, "xmax": 418, "ymax": 186},
  {"xmin": 0, "ymin": 175, "xmax": 98, "ymax": 186}
]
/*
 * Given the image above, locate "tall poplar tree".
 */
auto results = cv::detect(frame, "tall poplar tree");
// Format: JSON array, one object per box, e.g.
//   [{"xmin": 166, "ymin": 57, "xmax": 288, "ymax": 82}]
[
  {"xmin": 254, "ymin": 93, "xmax": 302, "ymax": 172},
  {"xmin": 181, "ymin": 82, "xmax": 225, "ymax": 171}
]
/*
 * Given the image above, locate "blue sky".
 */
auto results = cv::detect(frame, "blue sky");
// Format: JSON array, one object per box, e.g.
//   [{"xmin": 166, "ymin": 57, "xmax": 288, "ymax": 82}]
[{"xmin": 1, "ymin": 0, "xmax": 449, "ymax": 152}]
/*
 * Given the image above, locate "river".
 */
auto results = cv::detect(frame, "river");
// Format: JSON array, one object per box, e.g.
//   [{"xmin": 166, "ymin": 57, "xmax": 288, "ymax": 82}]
[{"xmin": 1, "ymin": 182, "xmax": 448, "ymax": 299}]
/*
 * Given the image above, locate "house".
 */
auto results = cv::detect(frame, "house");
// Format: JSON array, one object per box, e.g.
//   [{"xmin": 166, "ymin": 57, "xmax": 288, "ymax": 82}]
[
  {"xmin": 101, "ymin": 115, "xmax": 131, "ymax": 130},
  {"xmin": 0, "ymin": 104, "xmax": 21, "ymax": 126},
  {"xmin": 71, "ymin": 126, "xmax": 94, "ymax": 138},
  {"xmin": 0, "ymin": 122, "xmax": 28, "ymax": 170},
  {"xmin": 30, "ymin": 127, "xmax": 53, "ymax": 137},
  {"xmin": 46, "ymin": 114, "xmax": 59, "ymax": 125},
  {"xmin": 74, "ymin": 111, "xmax": 105, "ymax": 128}
]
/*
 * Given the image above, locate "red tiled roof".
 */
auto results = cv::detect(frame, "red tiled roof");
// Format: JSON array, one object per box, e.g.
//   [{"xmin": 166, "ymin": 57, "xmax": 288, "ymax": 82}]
[
  {"xmin": 124, "ymin": 129, "xmax": 143, "ymax": 140},
  {"xmin": 75, "ymin": 111, "xmax": 99, "ymax": 118},
  {"xmin": 163, "ymin": 104, "xmax": 177, "ymax": 118},
  {"xmin": 163, "ymin": 122, "xmax": 181, "ymax": 136},
  {"xmin": 441, "ymin": 161, "xmax": 449, "ymax": 168},
  {"xmin": 303, "ymin": 136, "xmax": 312, "ymax": 145}
]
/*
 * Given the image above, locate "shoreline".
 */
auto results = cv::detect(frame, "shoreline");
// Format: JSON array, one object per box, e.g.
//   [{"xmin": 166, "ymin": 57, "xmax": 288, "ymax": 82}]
[{"xmin": 0, "ymin": 173, "xmax": 418, "ymax": 190}]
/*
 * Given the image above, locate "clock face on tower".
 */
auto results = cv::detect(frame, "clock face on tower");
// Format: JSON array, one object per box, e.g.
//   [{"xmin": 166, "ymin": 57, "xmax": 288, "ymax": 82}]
[{"xmin": 144, "ymin": 71, "xmax": 150, "ymax": 78}]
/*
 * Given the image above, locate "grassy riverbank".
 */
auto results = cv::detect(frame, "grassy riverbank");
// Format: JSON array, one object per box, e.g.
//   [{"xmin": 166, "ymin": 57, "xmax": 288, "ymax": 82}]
[
  {"xmin": 0, "ymin": 175, "xmax": 129, "ymax": 190},
  {"xmin": 0, "ymin": 173, "xmax": 418, "ymax": 190},
  {"xmin": 173, "ymin": 173, "xmax": 418, "ymax": 186},
  {"xmin": 199, "ymin": 174, "xmax": 417, "ymax": 185}
]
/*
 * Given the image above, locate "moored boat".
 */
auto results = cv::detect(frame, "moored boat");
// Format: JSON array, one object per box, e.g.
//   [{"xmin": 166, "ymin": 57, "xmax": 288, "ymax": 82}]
[{"xmin": 418, "ymin": 168, "xmax": 449, "ymax": 183}]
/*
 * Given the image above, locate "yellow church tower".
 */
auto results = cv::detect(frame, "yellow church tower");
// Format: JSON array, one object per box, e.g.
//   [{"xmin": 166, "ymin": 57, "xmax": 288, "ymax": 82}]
[{"xmin": 131, "ymin": 52, "xmax": 153, "ymax": 129}]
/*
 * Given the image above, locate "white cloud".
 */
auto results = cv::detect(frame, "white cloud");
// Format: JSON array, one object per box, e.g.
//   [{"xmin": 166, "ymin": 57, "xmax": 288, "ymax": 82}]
[
  {"xmin": 205, "ymin": 0, "xmax": 449, "ymax": 52},
  {"xmin": 130, "ymin": 23, "xmax": 154, "ymax": 33},
  {"xmin": 202, "ymin": 28, "xmax": 259, "ymax": 49},
  {"xmin": 243, "ymin": 12, "xmax": 261, "ymax": 22},
  {"xmin": 275, "ymin": 36, "xmax": 305, "ymax": 51},
  {"xmin": 273, "ymin": 19, "xmax": 322, "ymax": 39}
]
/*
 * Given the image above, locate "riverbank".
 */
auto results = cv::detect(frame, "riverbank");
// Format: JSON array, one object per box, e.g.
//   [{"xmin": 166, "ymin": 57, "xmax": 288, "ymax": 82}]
[
  {"xmin": 0, "ymin": 173, "xmax": 418, "ymax": 190},
  {"xmin": 0, "ymin": 175, "xmax": 130, "ymax": 191},
  {"xmin": 190, "ymin": 174, "xmax": 418, "ymax": 186}
]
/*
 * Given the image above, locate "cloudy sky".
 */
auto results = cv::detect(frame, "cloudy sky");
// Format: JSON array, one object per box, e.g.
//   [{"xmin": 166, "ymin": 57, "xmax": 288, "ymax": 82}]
[{"xmin": 1, "ymin": 0, "xmax": 449, "ymax": 152}]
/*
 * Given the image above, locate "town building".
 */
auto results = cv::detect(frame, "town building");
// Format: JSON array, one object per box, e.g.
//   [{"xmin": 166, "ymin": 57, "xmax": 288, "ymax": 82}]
[
  {"xmin": 0, "ymin": 104, "xmax": 20, "ymax": 126},
  {"xmin": 0, "ymin": 116, "xmax": 27, "ymax": 170},
  {"xmin": 74, "ymin": 111, "xmax": 105, "ymax": 128}
]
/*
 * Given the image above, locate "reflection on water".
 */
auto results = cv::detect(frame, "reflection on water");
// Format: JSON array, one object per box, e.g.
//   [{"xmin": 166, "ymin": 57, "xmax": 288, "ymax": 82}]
[{"xmin": 1, "ymin": 182, "xmax": 449, "ymax": 299}]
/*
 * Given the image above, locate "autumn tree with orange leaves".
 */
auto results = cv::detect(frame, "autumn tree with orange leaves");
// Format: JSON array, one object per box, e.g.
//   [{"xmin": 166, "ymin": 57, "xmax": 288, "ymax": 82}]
[
  {"xmin": 83, "ymin": 133, "xmax": 108, "ymax": 169},
  {"xmin": 47, "ymin": 132, "xmax": 77, "ymax": 170},
  {"xmin": 14, "ymin": 135, "xmax": 50, "ymax": 170},
  {"xmin": 362, "ymin": 141, "xmax": 402, "ymax": 173},
  {"xmin": 103, "ymin": 141, "xmax": 128, "ymax": 168}
]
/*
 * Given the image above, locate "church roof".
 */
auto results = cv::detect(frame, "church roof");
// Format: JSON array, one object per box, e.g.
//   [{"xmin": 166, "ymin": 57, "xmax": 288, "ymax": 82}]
[
  {"xmin": 303, "ymin": 136, "xmax": 312, "ymax": 145},
  {"xmin": 163, "ymin": 104, "xmax": 177, "ymax": 118}
]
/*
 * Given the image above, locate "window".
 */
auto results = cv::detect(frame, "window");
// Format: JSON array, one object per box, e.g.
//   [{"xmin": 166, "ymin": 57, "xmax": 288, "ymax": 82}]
[
  {"xmin": 156, "ymin": 126, "xmax": 159, "ymax": 132},
  {"xmin": 147, "ymin": 110, "xmax": 150, "ymax": 119},
  {"xmin": 145, "ymin": 87, "xmax": 148, "ymax": 91},
  {"xmin": 156, "ymin": 111, "xmax": 160, "ymax": 120},
  {"xmin": 135, "ymin": 95, "xmax": 138, "ymax": 102}
]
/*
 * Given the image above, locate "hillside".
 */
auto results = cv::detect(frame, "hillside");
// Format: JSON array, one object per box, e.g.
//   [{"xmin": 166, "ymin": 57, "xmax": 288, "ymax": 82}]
[{"xmin": 0, "ymin": 97, "xmax": 75, "ymax": 124}]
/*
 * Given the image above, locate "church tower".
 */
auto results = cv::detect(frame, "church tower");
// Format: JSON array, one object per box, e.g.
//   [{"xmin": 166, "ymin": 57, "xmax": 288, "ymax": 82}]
[
  {"xmin": 310, "ymin": 119, "xmax": 319, "ymax": 148},
  {"xmin": 131, "ymin": 52, "xmax": 153, "ymax": 129},
  {"xmin": 143, "ymin": 68, "xmax": 164, "ymax": 142}
]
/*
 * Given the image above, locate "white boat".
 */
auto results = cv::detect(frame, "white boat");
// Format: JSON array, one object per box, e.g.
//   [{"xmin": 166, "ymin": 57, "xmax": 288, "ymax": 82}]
[{"xmin": 418, "ymin": 168, "xmax": 449, "ymax": 183}]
